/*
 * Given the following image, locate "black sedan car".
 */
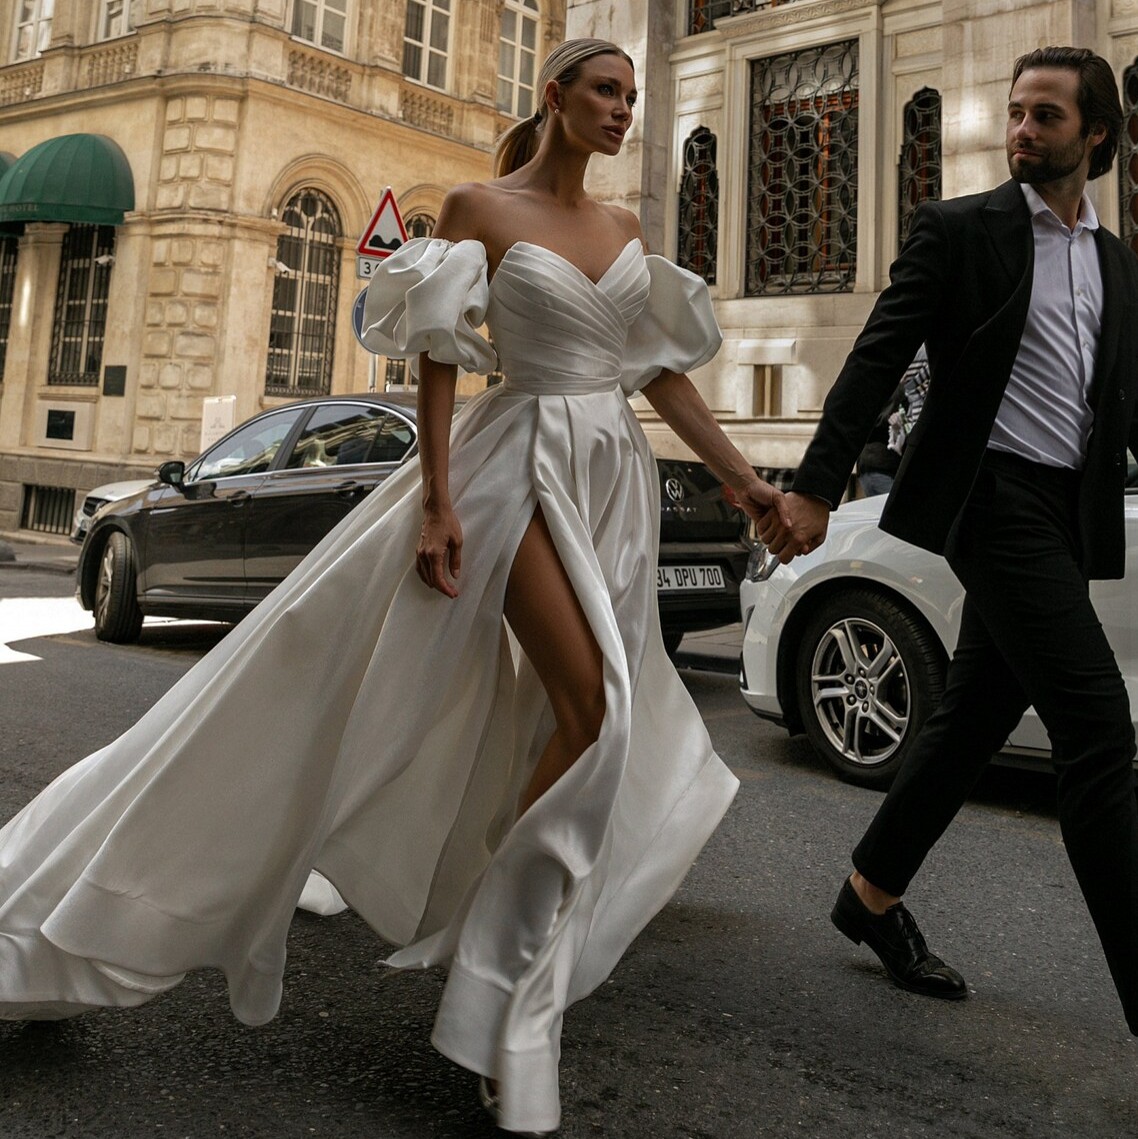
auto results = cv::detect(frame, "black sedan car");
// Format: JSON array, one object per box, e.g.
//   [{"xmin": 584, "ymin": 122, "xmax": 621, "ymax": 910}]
[{"xmin": 77, "ymin": 393, "xmax": 750, "ymax": 647}]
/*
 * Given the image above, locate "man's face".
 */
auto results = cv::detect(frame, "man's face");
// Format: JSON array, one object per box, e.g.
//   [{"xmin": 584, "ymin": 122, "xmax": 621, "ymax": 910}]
[{"xmin": 1006, "ymin": 66, "xmax": 1102, "ymax": 185}]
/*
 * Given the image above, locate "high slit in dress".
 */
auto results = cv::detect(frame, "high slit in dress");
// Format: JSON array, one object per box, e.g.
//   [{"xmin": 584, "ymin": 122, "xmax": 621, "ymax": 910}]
[{"xmin": 0, "ymin": 236, "xmax": 739, "ymax": 1134}]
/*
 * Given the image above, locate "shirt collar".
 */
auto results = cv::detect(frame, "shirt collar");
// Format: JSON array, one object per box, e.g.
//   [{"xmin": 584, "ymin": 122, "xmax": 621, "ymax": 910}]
[{"xmin": 1019, "ymin": 182, "xmax": 1100, "ymax": 234}]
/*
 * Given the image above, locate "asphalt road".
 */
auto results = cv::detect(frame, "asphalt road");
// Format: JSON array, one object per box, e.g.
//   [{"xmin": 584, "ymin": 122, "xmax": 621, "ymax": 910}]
[{"xmin": 0, "ymin": 571, "xmax": 1134, "ymax": 1138}]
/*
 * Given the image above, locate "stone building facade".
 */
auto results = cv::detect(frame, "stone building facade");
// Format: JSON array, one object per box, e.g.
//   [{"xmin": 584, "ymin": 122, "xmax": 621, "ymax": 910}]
[
  {"xmin": 6, "ymin": 1, "xmax": 1138, "ymax": 537},
  {"xmin": 0, "ymin": 0, "xmax": 564, "ymax": 534},
  {"xmin": 568, "ymin": 0, "xmax": 1138, "ymax": 470}
]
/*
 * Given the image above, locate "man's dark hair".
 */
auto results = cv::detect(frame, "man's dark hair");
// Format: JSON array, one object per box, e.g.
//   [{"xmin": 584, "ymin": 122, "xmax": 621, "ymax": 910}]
[{"xmin": 1011, "ymin": 46, "xmax": 1122, "ymax": 179}]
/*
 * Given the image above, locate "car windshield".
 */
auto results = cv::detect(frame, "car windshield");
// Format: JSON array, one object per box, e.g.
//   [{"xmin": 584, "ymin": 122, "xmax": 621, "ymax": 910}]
[{"xmin": 189, "ymin": 408, "xmax": 305, "ymax": 481}]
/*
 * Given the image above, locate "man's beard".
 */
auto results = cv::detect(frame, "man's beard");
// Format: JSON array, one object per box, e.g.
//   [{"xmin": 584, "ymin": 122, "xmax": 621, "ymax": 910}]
[{"xmin": 1008, "ymin": 134, "xmax": 1088, "ymax": 184}]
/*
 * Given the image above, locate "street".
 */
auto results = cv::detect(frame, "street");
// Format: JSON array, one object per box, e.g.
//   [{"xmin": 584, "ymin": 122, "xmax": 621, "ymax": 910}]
[{"xmin": 0, "ymin": 568, "xmax": 1134, "ymax": 1139}]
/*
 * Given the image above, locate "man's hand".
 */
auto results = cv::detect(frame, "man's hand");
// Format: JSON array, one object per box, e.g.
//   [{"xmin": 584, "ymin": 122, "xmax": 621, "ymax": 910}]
[{"xmin": 755, "ymin": 491, "xmax": 830, "ymax": 563}]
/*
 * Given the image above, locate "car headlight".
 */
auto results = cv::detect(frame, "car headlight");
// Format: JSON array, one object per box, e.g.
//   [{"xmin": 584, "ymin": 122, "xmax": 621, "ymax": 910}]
[{"xmin": 744, "ymin": 538, "xmax": 781, "ymax": 583}]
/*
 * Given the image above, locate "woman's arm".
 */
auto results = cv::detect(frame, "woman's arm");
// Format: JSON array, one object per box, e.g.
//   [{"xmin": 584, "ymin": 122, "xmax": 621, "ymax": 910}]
[
  {"xmin": 641, "ymin": 369, "xmax": 790, "ymax": 527},
  {"xmin": 415, "ymin": 355, "xmax": 462, "ymax": 597}
]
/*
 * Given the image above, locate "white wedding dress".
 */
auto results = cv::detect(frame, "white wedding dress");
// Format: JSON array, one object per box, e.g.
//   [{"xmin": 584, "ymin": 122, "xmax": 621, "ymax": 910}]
[{"xmin": 0, "ymin": 237, "xmax": 739, "ymax": 1133}]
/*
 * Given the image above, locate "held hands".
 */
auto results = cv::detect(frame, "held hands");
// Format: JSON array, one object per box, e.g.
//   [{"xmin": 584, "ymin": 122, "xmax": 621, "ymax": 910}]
[
  {"xmin": 723, "ymin": 478, "xmax": 793, "ymax": 531},
  {"xmin": 417, "ymin": 503, "xmax": 463, "ymax": 598},
  {"xmin": 753, "ymin": 491, "xmax": 830, "ymax": 563}
]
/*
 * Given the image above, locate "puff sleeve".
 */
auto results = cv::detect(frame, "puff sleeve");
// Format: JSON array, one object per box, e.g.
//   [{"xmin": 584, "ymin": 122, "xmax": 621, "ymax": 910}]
[
  {"xmin": 359, "ymin": 238, "xmax": 497, "ymax": 377},
  {"xmin": 620, "ymin": 256, "xmax": 722, "ymax": 394}
]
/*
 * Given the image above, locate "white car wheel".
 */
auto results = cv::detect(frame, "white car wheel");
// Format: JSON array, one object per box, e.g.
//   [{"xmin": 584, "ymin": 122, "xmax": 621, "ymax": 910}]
[{"xmin": 795, "ymin": 589, "xmax": 946, "ymax": 789}]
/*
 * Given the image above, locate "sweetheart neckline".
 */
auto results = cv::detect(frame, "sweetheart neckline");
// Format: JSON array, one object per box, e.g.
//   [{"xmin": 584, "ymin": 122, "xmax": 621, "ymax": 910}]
[{"xmin": 494, "ymin": 238, "xmax": 642, "ymax": 289}]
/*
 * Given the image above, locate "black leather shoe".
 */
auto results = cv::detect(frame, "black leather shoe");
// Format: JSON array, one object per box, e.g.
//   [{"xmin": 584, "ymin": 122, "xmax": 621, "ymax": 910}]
[{"xmin": 831, "ymin": 878, "xmax": 968, "ymax": 1000}]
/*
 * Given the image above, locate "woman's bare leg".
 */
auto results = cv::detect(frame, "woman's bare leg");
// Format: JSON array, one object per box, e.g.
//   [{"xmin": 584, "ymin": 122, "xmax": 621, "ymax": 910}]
[{"xmin": 504, "ymin": 507, "xmax": 605, "ymax": 816}]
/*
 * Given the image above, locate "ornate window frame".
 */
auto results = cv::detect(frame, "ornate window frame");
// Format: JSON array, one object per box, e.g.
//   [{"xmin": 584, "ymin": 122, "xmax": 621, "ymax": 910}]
[
  {"xmin": 897, "ymin": 86, "xmax": 942, "ymax": 247},
  {"xmin": 1120, "ymin": 57, "xmax": 1138, "ymax": 256},
  {"xmin": 265, "ymin": 188, "xmax": 343, "ymax": 398},
  {"xmin": 677, "ymin": 125, "xmax": 719, "ymax": 283},
  {"xmin": 745, "ymin": 39, "xmax": 860, "ymax": 296}
]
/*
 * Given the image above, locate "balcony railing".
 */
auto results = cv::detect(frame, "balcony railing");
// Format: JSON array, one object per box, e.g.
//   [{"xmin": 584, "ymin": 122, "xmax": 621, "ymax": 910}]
[{"xmin": 687, "ymin": 0, "xmax": 805, "ymax": 35}]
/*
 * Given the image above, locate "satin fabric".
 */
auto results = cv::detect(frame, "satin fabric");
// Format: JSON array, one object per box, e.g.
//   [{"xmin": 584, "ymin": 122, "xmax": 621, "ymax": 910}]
[{"xmin": 0, "ymin": 237, "xmax": 737, "ymax": 1134}]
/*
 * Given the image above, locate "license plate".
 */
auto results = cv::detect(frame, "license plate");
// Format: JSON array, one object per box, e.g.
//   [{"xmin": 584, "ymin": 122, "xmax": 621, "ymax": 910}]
[{"xmin": 656, "ymin": 564, "xmax": 725, "ymax": 592}]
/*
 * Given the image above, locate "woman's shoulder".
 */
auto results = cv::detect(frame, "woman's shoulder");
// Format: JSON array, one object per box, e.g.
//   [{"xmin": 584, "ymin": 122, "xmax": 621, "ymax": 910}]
[{"xmin": 601, "ymin": 203, "xmax": 646, "ymax": 248}]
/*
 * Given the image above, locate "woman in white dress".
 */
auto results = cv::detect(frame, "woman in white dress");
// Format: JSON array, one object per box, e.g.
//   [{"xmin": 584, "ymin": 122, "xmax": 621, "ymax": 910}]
[{"xmin": 0, "ymin": 38, "xmax": 787, "ymax": 1137}]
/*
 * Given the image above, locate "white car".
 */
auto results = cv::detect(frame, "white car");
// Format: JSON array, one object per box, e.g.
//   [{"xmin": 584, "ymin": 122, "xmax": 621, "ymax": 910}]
[{"xmin": 739, "ymin": 491, "xmax": 1138, "ymax": 789}]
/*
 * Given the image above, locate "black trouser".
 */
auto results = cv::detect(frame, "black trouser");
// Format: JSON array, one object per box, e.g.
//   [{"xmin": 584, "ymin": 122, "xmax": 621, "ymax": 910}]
[{"xmin": 852, "ymin": 450, "xmax": 1138, "ymax": 1033}]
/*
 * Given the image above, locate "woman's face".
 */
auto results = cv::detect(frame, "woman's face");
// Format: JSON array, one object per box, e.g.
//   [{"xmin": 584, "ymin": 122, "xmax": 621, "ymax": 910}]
[{"xmin": 551, "ymin": 53, "xmax": 637, "ymax": 156}]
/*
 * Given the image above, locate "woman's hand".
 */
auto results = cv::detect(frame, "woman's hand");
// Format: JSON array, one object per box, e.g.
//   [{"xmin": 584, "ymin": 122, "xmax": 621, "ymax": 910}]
[
  {"xmin": 724, "ymin": 478, "xmax": 792, "ymax": 532},
  {"xmin": 417, "ymin": 504, "xmax": 463, "ymax": 598}
]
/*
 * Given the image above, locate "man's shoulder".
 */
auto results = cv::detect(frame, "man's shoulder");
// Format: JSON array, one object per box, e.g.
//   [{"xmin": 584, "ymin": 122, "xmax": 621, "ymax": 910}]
[{"xmin": 926, "ymin": 180, "xmax": 1024, "ymax": 220}]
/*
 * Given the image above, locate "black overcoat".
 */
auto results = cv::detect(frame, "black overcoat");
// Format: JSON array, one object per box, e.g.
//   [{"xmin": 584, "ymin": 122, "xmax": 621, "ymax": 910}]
[{"xmin": 791, "ymin": 178, "xmax": 1138, "ymax": 579}]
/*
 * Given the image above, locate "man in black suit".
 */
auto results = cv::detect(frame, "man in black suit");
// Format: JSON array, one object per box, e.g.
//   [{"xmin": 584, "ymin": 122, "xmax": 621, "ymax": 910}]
[{"xmin": 759, "ymin": 46, "xmax": 1138, "ymax": 1034}]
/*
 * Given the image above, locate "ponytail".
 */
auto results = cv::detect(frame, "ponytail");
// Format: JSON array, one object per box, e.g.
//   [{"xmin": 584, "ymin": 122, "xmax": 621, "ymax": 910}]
[
  {"xmin": 492, "ymin": 38, "xmax": 634, "ymax": 177},
  {"xmin": 495, "ymin": 113, "xmax": 542, "ymax": 177}
]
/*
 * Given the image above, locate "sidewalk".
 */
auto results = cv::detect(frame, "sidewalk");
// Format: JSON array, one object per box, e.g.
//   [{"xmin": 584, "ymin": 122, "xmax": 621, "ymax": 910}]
[{"xmin": 0, "ymin": 532, "xmax": 80, "ymax": 575}]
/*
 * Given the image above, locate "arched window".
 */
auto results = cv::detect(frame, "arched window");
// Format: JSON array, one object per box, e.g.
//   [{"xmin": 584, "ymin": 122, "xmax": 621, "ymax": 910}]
[
  {"xmin": 677, "ymin": 125, "xmax": 719, "ymax": 284},
  {"xmin": 48, "ymin": 225, "xmax": 114, "ymax": 386},
  {"xmin": 266, "ymin": 189, "xmax": 342, "ymax": 396},
  {"xmin": 498, "ymin": 0, "xmax": 540, "ymax": 118},
  {"xmin": 383, "ymin": 214, "xmax": 435, "ymax": 386},
  {"xmin": 290, "ymin": 0, "xmax": 348, "ymax": 53},
  {"xmin": 405, "ymin": 212, "xmax": 436, "ymax": 238},
  {"xmin": 898, "ymin": 87, "xmax": 942, "ymax": 247},
  {"xmin": 403, "ymin": 0, "xmax": 451, "ymax": 90},
  {"xmin": 1120, "ymin": 59, "xmax": 1138, "ymax": 255}
]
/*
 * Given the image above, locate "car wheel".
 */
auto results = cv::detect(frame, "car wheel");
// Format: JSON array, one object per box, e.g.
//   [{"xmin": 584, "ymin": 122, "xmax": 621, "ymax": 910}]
[
  {"xmin": 93, "ymin": 531, "xmax": 144, "ymax": 644},
  {"xmin": 794, "ymin": 589, "xmax": 946, "ymax": 790},
  {"xmin": 661, "ymin": 629, "xmax": 683, "ymax": 657}
]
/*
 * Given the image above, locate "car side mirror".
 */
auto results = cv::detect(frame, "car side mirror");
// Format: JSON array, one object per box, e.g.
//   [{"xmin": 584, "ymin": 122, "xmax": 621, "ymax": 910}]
[{"xmin": 157, "ymin": 460, "xmax": 186, "ymax": 489}]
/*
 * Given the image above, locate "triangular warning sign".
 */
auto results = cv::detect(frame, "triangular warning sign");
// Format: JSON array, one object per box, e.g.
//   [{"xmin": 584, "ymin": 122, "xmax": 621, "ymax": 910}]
[{"xmin": 357, "ymin": 187, "xmax": 408, "ymax": 259}]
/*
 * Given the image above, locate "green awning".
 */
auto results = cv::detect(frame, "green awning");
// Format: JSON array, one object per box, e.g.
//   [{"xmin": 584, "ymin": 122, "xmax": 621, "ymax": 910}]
[{"xmin": 0, "ymin": 134, "xmax": 134, "ymax": 225}]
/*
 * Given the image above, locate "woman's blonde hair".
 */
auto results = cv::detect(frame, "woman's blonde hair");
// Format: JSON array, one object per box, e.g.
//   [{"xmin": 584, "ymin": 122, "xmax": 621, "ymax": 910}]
[{"xmin": 494, "ymin": 38, "xmax": 635, "ymax": 177}]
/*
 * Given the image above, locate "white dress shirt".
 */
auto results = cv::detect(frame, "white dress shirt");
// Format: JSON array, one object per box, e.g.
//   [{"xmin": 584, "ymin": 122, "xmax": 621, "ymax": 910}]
[{"xmin": 987, "ymin": 183, "xmax": 1104, "ymax": 469}]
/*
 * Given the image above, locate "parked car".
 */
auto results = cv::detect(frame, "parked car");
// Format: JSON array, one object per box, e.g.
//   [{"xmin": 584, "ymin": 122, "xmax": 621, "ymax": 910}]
[
  {"xmin": 738, "ymin": 489, "xmax": 1138, "ymax": 789},
  {"xmin": 76, "ymin": 393, "xmax": 750, "ymax": 647}
]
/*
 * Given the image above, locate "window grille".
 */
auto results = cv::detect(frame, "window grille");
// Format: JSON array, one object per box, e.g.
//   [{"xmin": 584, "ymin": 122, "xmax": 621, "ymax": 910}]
[
  {"xmin": 265, "ymin": 189, "xmax": 342, "ymax": 397},
  {"xmin": 677, "ymin": 125, "xmax": 719, "ymax": 284},
  {"xmin": 497, "ymin": 0, "xmax": 539, "ymax": 117},
  {"xmin": 898, "ymin": 88, "xmax": 942, "ymax": 247},
  {"xmin": 0, "ymin": 234, "xmax": 17, "ymax": 378},
  {"xmin": 48, "ymin": 224, "xmax": 114, "ymax": 386},
  {"xmin": 687, "ymin": 0, "xmax": 805, "ymax": 35},
  {"xmin": 1121, "ymin": 59, "xmax": 1138, "ymax": 256},
  {"xmin": 746, "ymin": 41, "xmax": 859, "ymax": 296},
  {"xmin": 21, "ymin": 484, "xmax": 74, "ymax": 536},
  {"xmin": 403, "ymin": 0, "xmax": 451, "ymax": 90},
  {"xmin": 13, "ymin": 0, "xmax": 53, "ymax": 61},
  {"xmin": 405, "ymin": 212, "xmax": 436, "ymax": 238},
  {"xmin": 291, "ymin": 0, "xmax": 348, "ymax": 53}
]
